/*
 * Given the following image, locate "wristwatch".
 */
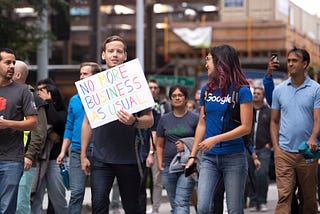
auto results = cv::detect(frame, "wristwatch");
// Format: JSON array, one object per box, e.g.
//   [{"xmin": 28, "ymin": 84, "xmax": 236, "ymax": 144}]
[
  {"xmin": 149, "ymin": 151, "xmax": 155, "ymax": 155},
  {"xmin": 131, "ymin": 116, "xmax": 139, "ymax": 127}
]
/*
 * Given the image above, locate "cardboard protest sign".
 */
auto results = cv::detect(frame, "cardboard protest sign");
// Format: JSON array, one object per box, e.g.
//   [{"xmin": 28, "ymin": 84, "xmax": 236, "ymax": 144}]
[{"xmin": 75, "ymin": 59, "xmax": 155, "ymax": 128}]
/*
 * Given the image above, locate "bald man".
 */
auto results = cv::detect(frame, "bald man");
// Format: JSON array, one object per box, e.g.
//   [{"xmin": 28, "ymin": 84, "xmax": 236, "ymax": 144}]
[{"xmin": 13, "ymin": 60, "xmax": 48, "ymax": 214}]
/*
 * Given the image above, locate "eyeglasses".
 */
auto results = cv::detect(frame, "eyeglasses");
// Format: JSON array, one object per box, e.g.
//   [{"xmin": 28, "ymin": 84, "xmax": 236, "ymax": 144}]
[{"xmin": 171, "ymin": 94, "xmax": 185, "ymax": 99}]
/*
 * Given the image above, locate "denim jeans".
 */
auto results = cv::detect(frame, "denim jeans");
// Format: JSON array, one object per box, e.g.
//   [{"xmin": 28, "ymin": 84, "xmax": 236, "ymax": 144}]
[
  {"xmin": 90, "ymin": 158, "xmax": 141, "ymax": 214},
  {"xmin": 16, "ymin": 167, "xmax": 37, "ymax": 214},
  {"xmin": 150, "ymin": 155, "xmax": 163, "ymax": 212},
  {"xmin": 0, "ymin": 161, "xmax": 24, "ymax": 214},
  {"xmin": 161, "ymin": 165, "xmax": 196, "ymax": 214},
  {"xmin": 31, "ymin": 160, "xmax": 68, "ymax": 214},
  {"xmin": 68, "ymin": 150, "xmax": 90, "ymax": 214},
  {"xmin": 197, "ymin": 152, "xmax": 248, "ymax": 214},
  {"xmin": 110, "ymin": 179, "xmax": 121, "ymax": 209},
  {"xmin": 247, "ymin": 147, "xmax": 271, "ymax": 207}
]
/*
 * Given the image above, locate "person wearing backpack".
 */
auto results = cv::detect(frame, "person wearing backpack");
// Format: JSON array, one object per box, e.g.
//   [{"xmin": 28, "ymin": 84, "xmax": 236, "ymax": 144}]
[{"xmin": 186, "ymin": 44, "xmax": 253, "ymax": 214}]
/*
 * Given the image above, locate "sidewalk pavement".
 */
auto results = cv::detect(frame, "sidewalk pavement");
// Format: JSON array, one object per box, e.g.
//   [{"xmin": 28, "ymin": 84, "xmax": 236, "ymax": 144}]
[{"xmin": 43, "ymin": 182, "xmax": 279, "ymax": 213}]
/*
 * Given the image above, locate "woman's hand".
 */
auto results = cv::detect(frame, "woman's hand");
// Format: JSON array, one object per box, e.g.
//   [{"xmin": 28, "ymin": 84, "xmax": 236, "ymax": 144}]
[
  {"xmin": 254, "ymin": 158, "xmax": 261, "ymax": 169},
  {"xmin": 185, "ymin": 157, "xmax": 195, "ymax": 169},
  {"xmin": 37, "ymin": 88, "xmax": 51, "ymax": 101},
  {"xmin": 48, "ymin": 131, "xmax": 61, "ymax": 143},
  {"xmin": 198, "ymin": 136, "xmax": 217, "ymax": 151},
  {"xmin": 157, "ymin": 161, "xmax": 164, "ymax": 171}
]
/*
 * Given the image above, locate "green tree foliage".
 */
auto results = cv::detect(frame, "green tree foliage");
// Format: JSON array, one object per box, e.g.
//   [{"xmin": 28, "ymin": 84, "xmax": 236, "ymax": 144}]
[{"xmin": 0, "ymin": 0, "xmax": 69, "ymax": 60}]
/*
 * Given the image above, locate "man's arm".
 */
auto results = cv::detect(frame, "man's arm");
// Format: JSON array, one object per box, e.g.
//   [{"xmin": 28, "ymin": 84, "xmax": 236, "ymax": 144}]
[
  {"xmin": 56, "ymin": 139, "xmax": 71, "ymax": 165},
  {"xmin": 156, "ymin": 136, "xmax": 165, "ymax": 171},
  {"xmin": 263, "ymin": 56, "xmax": 278, "ymax": 106},
  {"xmin": 146, "ymin": 130, "xmax": 156, "ymax": 168},
  {"xmin": 270, "ymin": 109, "xmax": 280, "ymax": 150},
  {"xmin": 0, "ymin": 115, "xmax": 37, "ymax": 131},
  {"xmin": 116, "ymin": 109, "xmax": 154, "ymax": 129},
  {"xmin": 136, "ymin": 109, "xmax": 154, "ymax": 129},
  {"xmin": 81, "ymin": 114, "xmax": 92, "ymax": 175},
  {"xmin": 307, "ymin": 108, "xmax": 320, "ymax": 151}
]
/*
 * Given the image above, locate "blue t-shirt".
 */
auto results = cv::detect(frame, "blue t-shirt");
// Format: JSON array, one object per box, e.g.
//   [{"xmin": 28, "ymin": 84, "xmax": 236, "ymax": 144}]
[
  {"xmin": 272, "ymin": 76, "xmax": 320, "ymax": 152},
  {"xmin": 200, "ymin": 86, "xmax": 252, "ymax": 155},
  {"xmin": 156, "ymin": 111, "xmax": 198, "ymax": 166}
]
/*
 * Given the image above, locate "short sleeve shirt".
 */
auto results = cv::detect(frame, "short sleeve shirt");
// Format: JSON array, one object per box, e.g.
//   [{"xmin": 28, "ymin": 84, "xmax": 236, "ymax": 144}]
[
  {"xmin": 200, "ymin": 86, "xmax": 252, "ymax": 155},
  {"xmin": 0, "ymin": 82, "xmax": 37, "ymax": 162},
  {"xmin": 272, "ymin": 76, "xmax": 320, "ymax": 152}
]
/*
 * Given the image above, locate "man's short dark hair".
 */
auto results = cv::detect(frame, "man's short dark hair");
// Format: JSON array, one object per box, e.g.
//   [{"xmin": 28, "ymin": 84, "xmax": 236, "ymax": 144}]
[
  {"xmin": 288, "ymin": 47, "xmax": 310, "ymax": 67},
  {"xmin": 148, "ymin": 79, "xmax": 158, "ymax": 85},
  {"xmin": 169, "ymin": 85, "xmax": 189, "ymax": 100},
  {"xmin": 0, "ymin": 48, "xmax": 15, "ymax": 61}
]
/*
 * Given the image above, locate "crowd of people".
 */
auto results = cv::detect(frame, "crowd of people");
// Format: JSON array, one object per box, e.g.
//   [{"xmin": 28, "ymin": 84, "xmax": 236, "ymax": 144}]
[{"xmin": 0, "ymin": 35, "xmax": 319, "ymax": 214}]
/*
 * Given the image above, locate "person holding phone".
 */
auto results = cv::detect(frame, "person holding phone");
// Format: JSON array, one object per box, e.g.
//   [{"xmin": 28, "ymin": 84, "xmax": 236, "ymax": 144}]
[
  {"xmin": 270, "ymin": 47, "xmax": 319, "ymax": 213},
  {"xmin": 263, "ymin": 53, "xmax": 279, "ymax": 105},
  {"xmin": 156, "ymin": 85, "xmax": 198, "ymax": 213}
]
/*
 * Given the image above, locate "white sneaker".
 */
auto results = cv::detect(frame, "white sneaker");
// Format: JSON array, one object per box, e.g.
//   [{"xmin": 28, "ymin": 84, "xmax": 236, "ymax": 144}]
[
  {"xmin": 260, "ymin": 204, "xmax": 268, "ymax": 212},
  {"xmin": 249, "ymin": 206, "xmax": 258, "ymax": 212},
  {"xmin": 146, "ymin": 208, "xmax": 159, "ymax": 214}
]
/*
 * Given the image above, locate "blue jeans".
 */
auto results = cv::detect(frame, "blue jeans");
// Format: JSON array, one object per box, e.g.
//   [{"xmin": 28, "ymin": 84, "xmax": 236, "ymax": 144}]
[
  {"xmin": 90, "ymin": 158, "xmax": 141, "ymax": 214},
  {"xmin": 68, "ymin": 150, "xmax": 90, "ymax": 214},
  {"xmin": 247, "ymin": 147, "xmax": 271, "ymax": 207},
  {"xmin": 0, "ymin": 161, "xmax": 24, "ymax": 214},
  {"xmin": 197, "ymin": 152, "xmax": 248, "ymax": 214},
  {"xmin": 31, "ymin": 160, "xmax": 68, "ymax": 214},
  {"xmin": 161, "ymin": 166, "xmax": 196, "ymax": 214},
  {"xmin": 16, "ymin": 167, "xmax": 37, "ymax": 214}
]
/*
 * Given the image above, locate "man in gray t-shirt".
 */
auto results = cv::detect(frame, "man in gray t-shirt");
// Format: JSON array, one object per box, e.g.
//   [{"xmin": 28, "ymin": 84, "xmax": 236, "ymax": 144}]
[{"xmin": 0, "ymin": 48, "xmax": 37, "ymax": 213}]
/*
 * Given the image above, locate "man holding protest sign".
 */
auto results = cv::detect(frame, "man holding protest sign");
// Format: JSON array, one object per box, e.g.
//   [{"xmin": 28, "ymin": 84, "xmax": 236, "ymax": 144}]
[{"xmin": 80, "ymin": 35, "xmax": 154, "ymax": 213}]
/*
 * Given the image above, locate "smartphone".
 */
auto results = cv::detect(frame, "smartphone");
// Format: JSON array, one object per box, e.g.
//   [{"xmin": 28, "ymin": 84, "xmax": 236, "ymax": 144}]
[
  {"xmin": 271, "ymin": 53, "xmax": 278, "ymax": 62},
  {"xmin": 184, "ymin": 162, "xmax": 197, "ymax": 177}
]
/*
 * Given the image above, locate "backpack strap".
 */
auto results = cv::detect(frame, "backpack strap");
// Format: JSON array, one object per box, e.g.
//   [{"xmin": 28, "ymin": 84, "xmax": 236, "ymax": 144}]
[{"xmin": 203, "ymin": 90, "xmax": 208, "ymax": 120}]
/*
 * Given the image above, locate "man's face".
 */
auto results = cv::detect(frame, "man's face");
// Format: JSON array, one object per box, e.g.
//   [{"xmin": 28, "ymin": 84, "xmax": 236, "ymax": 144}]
[
  {"xmin": 0, "ymin": 51, "xmax": 15, "ymax": 81},
  {"xmin": 148, "ymin": 82, "xmax": 159, "ymax": 99},
  {"xmin": 253, "ymin": 88, "xmax": 264, "ymax": 103},
  {"xmin": 102, "ymin": 41, "xmax": 127, "ymax": 68},
  {"xmin": 287, "ymin": 52, "xmax": 307, "ymax": 77},
  {"xmin": 80, "ymin": 65, "xmax": 94, "ymax": 80}
]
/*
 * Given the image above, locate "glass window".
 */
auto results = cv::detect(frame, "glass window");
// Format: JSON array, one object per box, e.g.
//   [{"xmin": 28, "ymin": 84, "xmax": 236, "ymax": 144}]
[{"xmin": 224, "ymin": 0, "xmax": 243, "ymax": 7}]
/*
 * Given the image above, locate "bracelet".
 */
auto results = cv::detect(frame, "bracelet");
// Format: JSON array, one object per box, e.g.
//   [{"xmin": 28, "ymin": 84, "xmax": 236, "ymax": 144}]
[{"xmin": 188, "ymin": 156, "xmax": 197, "ymax": 160}]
